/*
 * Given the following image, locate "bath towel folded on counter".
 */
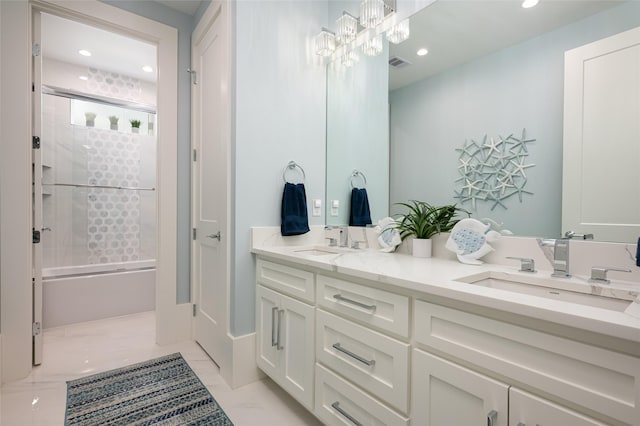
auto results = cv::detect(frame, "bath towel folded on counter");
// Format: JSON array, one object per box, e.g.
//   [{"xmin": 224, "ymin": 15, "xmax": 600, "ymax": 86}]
[
  {"xmin": 281, "ymin": 182, "xmax": 310, "ymax": 236},
  {"xmin": 349, "ymin": 187, "xmax": 372, "ymax": 227}
]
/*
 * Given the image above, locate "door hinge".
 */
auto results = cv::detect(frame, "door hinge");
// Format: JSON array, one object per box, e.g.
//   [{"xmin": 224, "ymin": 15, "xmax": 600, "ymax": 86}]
[
  {"xmin": 32, "ymin": 322, "xmax": 41, "ymax": 336},
  {"xmin": 192, "ymin": 228, "xmax": 197, "ymax": 240},
  {"xmin": 187, "ymin": 68, "xmax": 197, "ymax": 85},
  {"xmin": 193, "ymin": 149, "xmax": 197, "ymax": 162},
  {"xmin": 32, "ymin": 228, "xmax": 41, "ymax": 244},
  {"xmin": 192, "ymin": 304, "xmax": 197, "ymax": 317},
  {"xmin": 32, "ymin": 43, "xmax": 41, "ymax": 57},
  {"xmin": 32, "ymin": 136, "xmax": 41, "ymax": 149}
]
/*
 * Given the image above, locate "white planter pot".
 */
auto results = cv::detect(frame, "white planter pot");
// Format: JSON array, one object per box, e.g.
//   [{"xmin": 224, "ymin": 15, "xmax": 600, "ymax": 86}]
[{"xmin": 412, "ymin": 238, "xmax": 432, "ymax": 258}]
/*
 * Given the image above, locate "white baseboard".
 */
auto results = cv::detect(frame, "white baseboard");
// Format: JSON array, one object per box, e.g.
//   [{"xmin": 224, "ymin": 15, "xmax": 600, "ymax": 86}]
[{"xmin": 220, "ymin": 332, "xmax": 263, "ymax": 389}]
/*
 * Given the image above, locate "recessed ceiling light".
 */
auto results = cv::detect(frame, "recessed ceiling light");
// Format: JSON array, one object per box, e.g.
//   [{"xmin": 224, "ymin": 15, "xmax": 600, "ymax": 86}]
[
  {"xmin": 417, "ymin": 48, "xmax": 429, "ymax": 56},
  {"xmin": 78, "ymin": 75, "xmax": 88, "ymax": 81},
  {"xmin": 522, "ymin": 0, "xmax": 539, "ymax": 8},
  {"xmin": 78, "ymin": 49, "xmax": 92, "ymax": 57},
  {"xmin": 142, "ymin": 66, "xmax": 154, "ymax": 73}
]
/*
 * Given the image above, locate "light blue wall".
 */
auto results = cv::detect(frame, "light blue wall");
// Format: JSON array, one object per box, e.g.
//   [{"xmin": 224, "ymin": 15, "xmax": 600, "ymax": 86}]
[
  {"xmin": 389, "ymin": 1, "xmax": 640, "ymax": 238},
  {"xmin": 100, "ymin": 0, "xmax": 199, "ymax": 303},
  {"xmin": 232, "ymin": 1, "xmax": 327, "ymax": 335}
]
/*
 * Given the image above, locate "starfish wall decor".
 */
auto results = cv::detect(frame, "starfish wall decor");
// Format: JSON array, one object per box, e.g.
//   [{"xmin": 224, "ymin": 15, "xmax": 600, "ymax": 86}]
[{"xmin": 454, "ymin": 128, "xmax": 536, "ymax": 211}]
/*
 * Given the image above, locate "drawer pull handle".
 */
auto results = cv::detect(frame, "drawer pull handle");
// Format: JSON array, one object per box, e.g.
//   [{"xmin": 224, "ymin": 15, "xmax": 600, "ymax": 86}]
[
  {"xmin": 487, "ymin": 410, "xmax": 498, "ymax": 426},
  {"xmin": 276, "ymin": 309, "xmax": 284, "ymax": 350},
  {"xmin": 517, "ymin": 423, "xmax": 525, "ymax": 426},
  {"xmin": 332, "ymin": 343, "xmax": 375, "ymax": 367},
  {"xmin": 333, "ymin": 294, "xmax": 376, "ymax": 311},
  {"xmin": 271, "ymin": 307, "xmax": 278, "ymax": 347},
  {"xmin": 331, "ymin": 401, "xmax": 363, "ymax": 426}
]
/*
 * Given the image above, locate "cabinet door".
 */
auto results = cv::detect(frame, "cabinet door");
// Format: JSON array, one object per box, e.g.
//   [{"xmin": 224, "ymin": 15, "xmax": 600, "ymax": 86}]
[
  {"xmin": 280, "ymin": 292, "xmax": 315, "ymax": 410},
  {"xmin": 256, "ymin": 285, "xmax": 281, "ymax": 378},
  {"xmin": 510, "ymin": 388, "xmax": 609, "ymax": 426},
  {"xmin": 412, "ymin": 349, "xmax": 508, "ymax": 426}
]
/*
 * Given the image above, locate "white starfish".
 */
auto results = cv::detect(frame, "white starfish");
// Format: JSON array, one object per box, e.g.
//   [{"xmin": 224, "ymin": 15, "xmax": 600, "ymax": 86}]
[
  {"xmin": 495, "ymin": 178, "xmax": 514, "ymax": 196},
  {"xmin": 462, "ymin": 178, "xmax": 482, "ymax": 195},
  {"xmin": 510, "ymin": 157, "xmax": 535, "ymax": 178},
  {"xmin": 458, "ymin": 157, "xmax": 472, "ymax": 174},
  {"xmin": 483, "ymin": 136, "xmax": 502, "ymax": 154}
]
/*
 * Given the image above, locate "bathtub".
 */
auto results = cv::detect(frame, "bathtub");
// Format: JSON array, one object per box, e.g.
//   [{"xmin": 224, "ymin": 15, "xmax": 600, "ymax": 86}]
[{"xmin": 42, "ymin": 260, "xmax": 156, "ymax": 328}]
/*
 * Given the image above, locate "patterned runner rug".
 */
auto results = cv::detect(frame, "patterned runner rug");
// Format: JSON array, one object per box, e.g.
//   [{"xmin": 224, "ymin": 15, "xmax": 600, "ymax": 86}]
[{"xmin": 65, "ymin": 353, "xmax": 233, "ymax": 425}]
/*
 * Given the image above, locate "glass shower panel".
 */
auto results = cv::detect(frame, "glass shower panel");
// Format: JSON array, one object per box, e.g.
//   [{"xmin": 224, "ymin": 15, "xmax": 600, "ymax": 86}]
[{"xmin": 41, "ymin": 93, "xmax": 156, "ymax": 270}]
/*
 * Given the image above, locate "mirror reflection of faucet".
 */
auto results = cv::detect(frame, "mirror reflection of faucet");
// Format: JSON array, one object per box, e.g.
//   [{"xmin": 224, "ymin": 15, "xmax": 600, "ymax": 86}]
[{"xmin": 564, "ymin": 230, "xmax": 594, "ymax": 240}]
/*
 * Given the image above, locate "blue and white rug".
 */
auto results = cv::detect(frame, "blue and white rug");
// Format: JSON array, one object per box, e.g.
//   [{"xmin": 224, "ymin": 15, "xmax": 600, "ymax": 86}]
[{"xmin": 65, "ymin": 352, "xmax": 233, "ymax": 425}]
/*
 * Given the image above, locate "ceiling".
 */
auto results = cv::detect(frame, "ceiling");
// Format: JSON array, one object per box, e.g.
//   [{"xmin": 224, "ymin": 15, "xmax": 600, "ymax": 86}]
[
  {"xmin": 155, "ymin": 0, "xmax": 204, "ymax": 16},
  {"xmin": 40, "ymin": 1, "xmax": 205, "ymax": 84},
  {"xmin": 41, "ymin": 13, "xmax": 157, "ymax": 83},
  {"xmin": 389, "ymin": 0, "xmax": 624, "ymax": 91}
]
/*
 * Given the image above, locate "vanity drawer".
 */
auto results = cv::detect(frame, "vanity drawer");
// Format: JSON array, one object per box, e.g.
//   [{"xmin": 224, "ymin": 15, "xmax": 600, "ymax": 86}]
[
  {"xmin": 315, "ymin": 363, "xmax": 409, "ymax": 426},
  {"xmin": 316, "ymin": 309, "xmax": 410, "ymax": 413},
  {"xmin": 414, "ymin": 299, "xmax": 640, "ymax": 425},
  {"xmin": 256, "ymin": 259, "xmax": 314, "ymax": 303},
  {"xmin": 317, "ymin": 274, "xmax": 409, "ymax": 338}
]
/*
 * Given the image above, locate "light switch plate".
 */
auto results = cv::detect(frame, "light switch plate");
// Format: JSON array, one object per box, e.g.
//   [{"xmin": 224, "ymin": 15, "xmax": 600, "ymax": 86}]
[
  {"xmin": 330, "ymin": 200, "xmax": 339, "ymax": 216},
  {"xmin": 312, "ymin": 199, "xmax": 322, "ymax": 217}
]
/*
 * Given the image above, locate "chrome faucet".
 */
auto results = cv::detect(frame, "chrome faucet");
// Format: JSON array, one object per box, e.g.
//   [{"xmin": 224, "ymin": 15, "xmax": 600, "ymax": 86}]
[
  {"xmin": 551, "ymin": 238, "xmax": 571, "ymax": 278},
  {"xmin": 589, "ymin": 266, "xmax": 632, "ymax": 284},
  {"xmin": 541, "ymin": 238, "xmax": 571, "ymax": 278},
  {"xmin": 339, "ymin": 226, "xmax": 349, "ymax": 248}
]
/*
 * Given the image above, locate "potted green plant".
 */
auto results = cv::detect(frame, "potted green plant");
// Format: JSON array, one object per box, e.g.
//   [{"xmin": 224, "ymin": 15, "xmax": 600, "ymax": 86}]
[
  {"xmin": 395, "ymin": 200, "xmax": 466, "ymax": 257},
  {"xmin": 108, "ymin": 115, "xmax": 119, "ymax": 131},
  {"xmin": 85, "ymin": 112, "xmax": 96, "ymax": 127},
  {"xmin": 129, "ymin": 119, "xmax": 141, "ymax": 133}
]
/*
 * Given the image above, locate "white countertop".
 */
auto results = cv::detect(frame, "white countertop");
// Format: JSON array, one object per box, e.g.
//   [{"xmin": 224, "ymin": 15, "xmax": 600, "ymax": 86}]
[{"xmin": 251, "ymin": 228, "xmax": 640, "ymax": 345}]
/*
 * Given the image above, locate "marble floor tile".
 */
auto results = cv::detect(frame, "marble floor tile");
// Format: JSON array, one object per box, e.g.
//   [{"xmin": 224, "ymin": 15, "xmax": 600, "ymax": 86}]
[{"xmin": 0, "ymin": 311, "xmax": 322, "ymax": 426}]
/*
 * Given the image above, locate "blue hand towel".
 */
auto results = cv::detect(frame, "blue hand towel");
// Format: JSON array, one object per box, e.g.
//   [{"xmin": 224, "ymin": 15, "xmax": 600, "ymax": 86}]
[
  {"xmin": 349, "ymin": 187, "xmax": 372, "ymax": 227},
  {"xmin": 281, "ymin": 182, "xmax": 310, "ymax": 236}
]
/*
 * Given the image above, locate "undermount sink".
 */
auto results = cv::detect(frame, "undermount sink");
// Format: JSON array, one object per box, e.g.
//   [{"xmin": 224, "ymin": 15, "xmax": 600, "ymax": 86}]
[
  {"xmin": 293, "ymin": 246, "xmax": 353, "ymax": 256},
  {"xmin": 455, "ymin": 271, "xmax": 635, "ymax": 312}
]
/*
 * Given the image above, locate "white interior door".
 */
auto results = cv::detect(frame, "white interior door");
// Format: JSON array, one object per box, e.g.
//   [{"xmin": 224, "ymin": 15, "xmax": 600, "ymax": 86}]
[
  {"xmin": 192, "ymin": 1, "xmax": 229, "ymax": 366},
  {"xmin": 562, "ymin": 26, "xmax": 640, "ymax": 242},
  {"xmin": 32, "ymin": 10, "xmax": 44, "ymax": 366}
]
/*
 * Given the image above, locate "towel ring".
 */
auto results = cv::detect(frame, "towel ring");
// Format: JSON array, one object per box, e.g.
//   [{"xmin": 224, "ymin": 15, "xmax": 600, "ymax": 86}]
[
  {"xmin": 282, "ymin": 161, "xmax": 306, "ymax": 184},
  {"xmin": 350, "ymin": 170, "xmax": 367, "ymax": 189}
]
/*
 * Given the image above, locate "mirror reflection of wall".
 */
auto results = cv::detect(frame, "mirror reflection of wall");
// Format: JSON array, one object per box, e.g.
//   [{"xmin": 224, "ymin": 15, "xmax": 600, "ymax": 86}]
[
  {"xmin": 325, "ymin": 0, "xmax": 390, "ymax": 225},
  {"xmin": 389, "ymin": 0, "xmax": 640, "ymax": 240},
  {"xmin": 324, "ymin": 0, "xmax": 640, "ymax": 240}
]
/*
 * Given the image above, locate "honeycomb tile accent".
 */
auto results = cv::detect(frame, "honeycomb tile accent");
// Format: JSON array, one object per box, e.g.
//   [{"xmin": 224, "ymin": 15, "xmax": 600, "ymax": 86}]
[{"xmin": 86, "ymin": 128, "xmax": 141, "ymax": 264}]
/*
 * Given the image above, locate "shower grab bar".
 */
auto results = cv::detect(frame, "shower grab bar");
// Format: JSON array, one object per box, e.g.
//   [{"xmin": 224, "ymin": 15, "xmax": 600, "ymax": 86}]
[{"xmin": 42, "ymin": 182, "xmax": 156, "ymax": 191}]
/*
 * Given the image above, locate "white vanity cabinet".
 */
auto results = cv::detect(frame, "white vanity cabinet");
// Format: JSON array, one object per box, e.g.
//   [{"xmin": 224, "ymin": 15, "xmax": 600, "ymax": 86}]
[
  {"xmin": 255, "ymin": 260, "xmax": 315, "ymax": 410},
  {"xmin": 253, "ymin": 254, "xmax": 640, "ymax": 426}
]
